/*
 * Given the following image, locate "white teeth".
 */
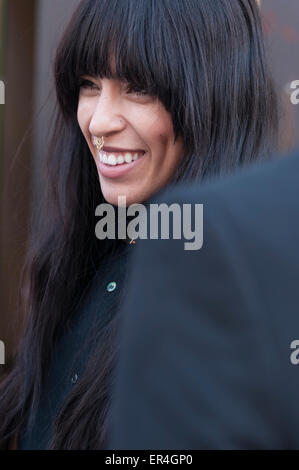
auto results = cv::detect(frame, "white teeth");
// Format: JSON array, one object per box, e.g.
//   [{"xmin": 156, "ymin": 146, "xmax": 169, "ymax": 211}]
[
  {"xmin": 108, "ymin": 154, "xmax": 117, "ymax": 165},
  {"xmin": 125, "ymin": 153, "xmax": 133, "ymax": 163},
  {"xmin": 99, "ymin": 151, "xmax": 144, "ymax": 166}
]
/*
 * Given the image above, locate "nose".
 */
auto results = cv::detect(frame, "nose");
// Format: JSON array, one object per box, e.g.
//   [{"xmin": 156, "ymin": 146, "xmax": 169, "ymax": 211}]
[{"xmin": 89, "ymin": 82, "xmax": 126, "ymax": 138}]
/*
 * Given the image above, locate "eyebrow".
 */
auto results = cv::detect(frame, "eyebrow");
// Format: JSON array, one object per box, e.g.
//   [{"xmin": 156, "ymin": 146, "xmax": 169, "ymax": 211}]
[{"xmin": 79, "ymin": 73, "xmax": 99, "ymax": 80}]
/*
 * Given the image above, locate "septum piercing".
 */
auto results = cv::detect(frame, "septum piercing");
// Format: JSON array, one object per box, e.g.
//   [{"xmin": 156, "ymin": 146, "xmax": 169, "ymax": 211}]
[{"xmin": 94, "ymin": 136, "xmax": 105, "ymax": 152}]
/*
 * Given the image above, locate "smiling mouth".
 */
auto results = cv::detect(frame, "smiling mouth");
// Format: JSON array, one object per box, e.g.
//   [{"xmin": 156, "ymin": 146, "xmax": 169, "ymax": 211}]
[{"xmin": 98, "ymin": 149, "xmax": 146, "ymax": 166}]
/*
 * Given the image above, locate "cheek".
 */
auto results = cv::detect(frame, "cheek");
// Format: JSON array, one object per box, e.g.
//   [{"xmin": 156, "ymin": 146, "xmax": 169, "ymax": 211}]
[
  {"xmin": 147, "ymin": 109, "xmax": 177, "ymax": 154},
  {"xmin": 77, "ymin": 99, "xmax": 92, "ymax": 136},
  {"xmin": 137, "ymin": 106, "xmax": 173, "ymax": 151}
]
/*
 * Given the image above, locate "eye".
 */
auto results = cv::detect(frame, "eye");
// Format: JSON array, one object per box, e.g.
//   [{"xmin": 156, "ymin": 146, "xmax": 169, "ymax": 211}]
[
  {"xmin": 125, "ymin": 84, "xmax": 149, "ymax": 97},
  {"xmin": 79, "ymin": 79, "xmax": 100, "ymax": 93}
]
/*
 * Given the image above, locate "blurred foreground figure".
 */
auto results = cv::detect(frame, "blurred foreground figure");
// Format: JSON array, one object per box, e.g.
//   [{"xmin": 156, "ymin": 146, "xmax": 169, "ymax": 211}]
[{"xmin": 108, "ymin": 150, "xmax": 299, "ymax": 450}]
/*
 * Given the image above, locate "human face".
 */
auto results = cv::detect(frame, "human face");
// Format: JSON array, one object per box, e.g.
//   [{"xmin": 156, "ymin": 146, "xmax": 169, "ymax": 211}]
[{"xmin": 77, "ymin": 76, "xmax": 184, "ymax": 206}]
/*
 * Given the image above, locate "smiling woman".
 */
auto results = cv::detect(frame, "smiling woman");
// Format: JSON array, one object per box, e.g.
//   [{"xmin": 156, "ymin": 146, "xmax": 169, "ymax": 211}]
[
  {"xmin": 77, "ymin": 75, "xmax": 184, "ymax": 205},
  {"xmin": 0, "ymin": 0, "xmax": 278, "ymax": 450}
]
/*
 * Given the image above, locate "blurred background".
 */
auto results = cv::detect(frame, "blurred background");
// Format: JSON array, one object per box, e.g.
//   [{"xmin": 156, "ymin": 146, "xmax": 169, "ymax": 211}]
[{"xmin": 0, "ymin": 0, "xmax": 299, "ymax": 370}]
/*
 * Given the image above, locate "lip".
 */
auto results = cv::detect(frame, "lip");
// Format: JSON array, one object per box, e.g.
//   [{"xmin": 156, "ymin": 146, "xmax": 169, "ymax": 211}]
[
  {"xmin": 96, "ymin": 151, "xmax": 148, "ymax": 179},
  {"xmin": 102, "ymin": 146, "xmax": 146, "ymax": 154}
]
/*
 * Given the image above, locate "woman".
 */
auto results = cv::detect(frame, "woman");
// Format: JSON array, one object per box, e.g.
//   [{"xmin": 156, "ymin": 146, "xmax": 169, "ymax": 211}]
[{"xmin": 0, "ymin": 0, "xmax": 278, "ymax": 449}]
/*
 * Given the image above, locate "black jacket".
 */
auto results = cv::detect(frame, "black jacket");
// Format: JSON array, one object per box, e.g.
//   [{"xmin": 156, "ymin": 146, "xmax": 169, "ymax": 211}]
[
  {"xmin": 18, "ymin": 238, "xmax": 133, "ymax": 450},
  {"xmin": 108, "ymin": 151, "xmax": 299, "ymax": 449}
]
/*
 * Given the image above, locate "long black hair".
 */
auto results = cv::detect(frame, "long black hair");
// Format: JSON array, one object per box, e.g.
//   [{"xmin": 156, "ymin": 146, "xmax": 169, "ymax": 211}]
[{"xmin": 0, "ymin": 0, "xmax": 278, "ymax": 449}]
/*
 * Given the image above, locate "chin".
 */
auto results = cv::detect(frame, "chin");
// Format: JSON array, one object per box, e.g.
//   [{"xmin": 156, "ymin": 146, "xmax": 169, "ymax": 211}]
[
  {"xmin": 101, "ymin": 191, "xmax": 136, "ymax": 207},
  {"xmin": 102, "ymin": 188, "xmax": 151, "ymax": 207}
]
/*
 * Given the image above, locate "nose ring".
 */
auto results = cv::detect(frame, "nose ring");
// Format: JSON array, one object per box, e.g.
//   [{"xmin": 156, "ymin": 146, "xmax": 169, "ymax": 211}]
[{"xmin": 94, "ymin": 136, "xmax": 105, "ymax": 152}]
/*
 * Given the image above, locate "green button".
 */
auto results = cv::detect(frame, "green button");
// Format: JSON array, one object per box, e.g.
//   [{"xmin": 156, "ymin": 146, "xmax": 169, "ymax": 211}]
[
  {"xmin": 107, "ymin": 281, "xmax": 117, "ymax": 292},
  {"xmin": 71, "ymin": 373, "xmax": 78, "ymax": 385}
]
